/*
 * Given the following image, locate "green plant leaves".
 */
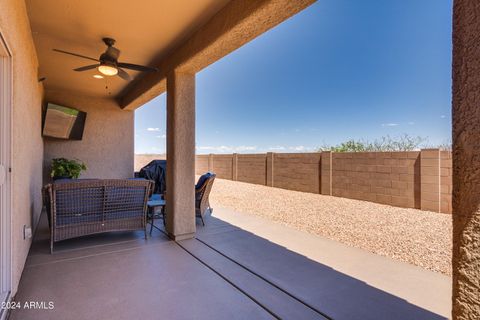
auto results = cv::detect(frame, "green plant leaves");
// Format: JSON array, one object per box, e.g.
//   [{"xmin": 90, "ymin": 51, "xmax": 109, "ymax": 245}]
[{"xmin": 51, "ymin": 158, "xmax": 87, "ymax": 178}]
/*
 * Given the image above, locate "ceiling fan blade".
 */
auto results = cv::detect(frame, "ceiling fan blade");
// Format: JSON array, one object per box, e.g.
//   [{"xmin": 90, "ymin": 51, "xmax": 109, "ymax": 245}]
[
  {"xmin": 117, "ymin": 62, "xmax": 158, "ymax": 72},
  {"xmin": 73, "ymin": 64, "xmax": 99, "ymax": 72},
  {"xmin": 117, "ymin": 68, "xmax": 131, "ymax": 81},
  {"xmin": 53, "ymin": 49, "xmax": 99, "ymax": 62}
]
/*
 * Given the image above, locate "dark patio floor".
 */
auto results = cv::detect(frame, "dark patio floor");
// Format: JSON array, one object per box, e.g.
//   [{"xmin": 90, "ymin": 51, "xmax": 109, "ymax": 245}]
[{"xmin": 10, "ymin": 211, "xmax": 446, "ymax": 320}]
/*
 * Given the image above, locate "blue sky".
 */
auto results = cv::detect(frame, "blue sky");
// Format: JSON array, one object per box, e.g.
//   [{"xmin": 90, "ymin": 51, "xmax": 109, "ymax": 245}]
[{"xmin": 135, "ymin": 0, "xmax": 452, "ymax": 154}]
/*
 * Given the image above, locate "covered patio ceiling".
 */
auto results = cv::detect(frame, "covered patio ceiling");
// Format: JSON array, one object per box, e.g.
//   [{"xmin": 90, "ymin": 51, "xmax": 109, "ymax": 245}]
[
  {"xmin": 26, "ymin": 0, "xmax": 229, "ymax": 100},
  {"xmin": 26, "ymin": 0, "xmax": 315, "ymax": 110}
]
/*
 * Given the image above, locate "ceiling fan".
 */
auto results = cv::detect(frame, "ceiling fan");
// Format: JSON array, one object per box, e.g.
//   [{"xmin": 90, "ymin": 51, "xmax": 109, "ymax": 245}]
[{"xmin": 53, "ymin": 38, "xmax": 158, "ymax": 81}]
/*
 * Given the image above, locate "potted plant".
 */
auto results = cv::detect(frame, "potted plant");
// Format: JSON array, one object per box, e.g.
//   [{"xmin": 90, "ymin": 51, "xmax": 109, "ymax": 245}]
[{"xmin": 50, "ymin": 158, "xmax": 87, "ymax": 180}]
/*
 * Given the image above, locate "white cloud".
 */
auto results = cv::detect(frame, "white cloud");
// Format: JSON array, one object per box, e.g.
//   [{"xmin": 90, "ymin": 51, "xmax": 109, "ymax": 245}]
[
  {"xmin": 407, "ymin": 121, "xmax": 415, "ymax": 125},
  {"xmin": 289, "ymin": 146, "xmax": 306, "ymax": 151},
  {"xmin": 196, "ymin": 145, "xmax": 257, "ymax": 153},
  {"xmin": 381, "ymin": 123, "xmax": 399, "ymax": 127},
  {"xmin": 196, "ymin": 145, "xmax": 318, "ymax": 153},
  {"xmin": 440, "ymin": 115, "xmax": 446, "ymax": 119},
  {"xmin": 155, "ymin": 134, "xmax": 166, "ymax": 139},
  {"xmin": 294, "ymin": 128, "xmax": 301, "ymax": 132},
  {"xmin": 147, "ymin": 127, "xmax": 161, "ymax": 132},
  {"xmin": 236, "ymin": 146, "xmax": 257, "ymax": 152},
  {"xmin": 196, "ymin": 146, "xmax": 228, "ymax": 152}
]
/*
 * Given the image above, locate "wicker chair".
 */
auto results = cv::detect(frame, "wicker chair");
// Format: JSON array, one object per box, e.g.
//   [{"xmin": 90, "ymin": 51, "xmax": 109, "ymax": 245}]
[
  {"xmin": 195, "ymin": 172, "xmax": 216, "ymax": 226},
  {"xmin": 43, "ymin": 179, "xmax": 154, "ymax": 253}
]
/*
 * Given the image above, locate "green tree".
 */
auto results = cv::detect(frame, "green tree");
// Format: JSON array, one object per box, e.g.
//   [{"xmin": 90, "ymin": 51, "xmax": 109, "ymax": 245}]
[
  {"xmin": 318, "ymin": 134, "xmax": 427, "ymax": 152},
  {"xmin": 330, "ymin": 140, "xmax": 367, "ymax": 152}
]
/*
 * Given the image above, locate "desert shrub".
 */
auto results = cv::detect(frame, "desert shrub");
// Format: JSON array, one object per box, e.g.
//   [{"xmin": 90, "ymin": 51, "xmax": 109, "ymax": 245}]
[{"xmin": 318, "ymin": 134, "xmax": 427, "ymax": 152}]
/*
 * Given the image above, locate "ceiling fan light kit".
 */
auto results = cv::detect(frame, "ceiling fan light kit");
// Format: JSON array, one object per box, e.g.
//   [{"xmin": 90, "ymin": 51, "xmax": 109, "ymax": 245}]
[
  {"xmin": 98, "ymin": 64, "xmax": 118, "ymax": 76},
  {"xmin": 53, "ymin": 37, "xmax": 158, "ymax": 81}
]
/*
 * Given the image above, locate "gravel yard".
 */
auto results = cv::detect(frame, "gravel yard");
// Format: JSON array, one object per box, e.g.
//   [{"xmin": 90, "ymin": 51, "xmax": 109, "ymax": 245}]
[{"xmin": 209, "ymin": 178, "xmax": 452, "ymax": 275}]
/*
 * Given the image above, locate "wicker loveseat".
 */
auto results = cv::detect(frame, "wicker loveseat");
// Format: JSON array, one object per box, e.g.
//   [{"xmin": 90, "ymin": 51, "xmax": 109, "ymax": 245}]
[{"xmin": 43, "ymin": 179, "xmax": 154, "ymax": 253}]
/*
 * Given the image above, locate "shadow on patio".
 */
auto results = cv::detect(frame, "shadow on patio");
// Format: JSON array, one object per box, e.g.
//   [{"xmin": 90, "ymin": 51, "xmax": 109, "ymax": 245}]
[{"xmin": 11, "ymin": 212, "xmax": 446, "ymax": 320}]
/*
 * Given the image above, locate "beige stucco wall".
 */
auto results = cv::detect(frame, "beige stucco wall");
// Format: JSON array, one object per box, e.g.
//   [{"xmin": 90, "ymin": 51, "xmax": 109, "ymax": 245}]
[
  {"xmin": 44, "ymin": 90, "xmax": 134, "ymax": 181},
  {"xmin": 0, "ymin": 0, "xmax": 44, "ymax": 295}
]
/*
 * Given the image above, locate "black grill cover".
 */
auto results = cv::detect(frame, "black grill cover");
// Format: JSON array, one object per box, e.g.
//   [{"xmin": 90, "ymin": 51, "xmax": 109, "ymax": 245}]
[{"xmin": 139, "ymin": 160, "xmax": 166, "ymax": 194}]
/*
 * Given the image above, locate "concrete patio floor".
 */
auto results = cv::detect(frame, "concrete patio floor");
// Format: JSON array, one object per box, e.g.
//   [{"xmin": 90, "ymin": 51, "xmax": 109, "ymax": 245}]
[
  {"xmin": 10, "ymin": 208, "xmax": 450, "ymax": 320},
  {"xmin": 211, "ymin": 207, "xmax": 451, "ymax": 319}
]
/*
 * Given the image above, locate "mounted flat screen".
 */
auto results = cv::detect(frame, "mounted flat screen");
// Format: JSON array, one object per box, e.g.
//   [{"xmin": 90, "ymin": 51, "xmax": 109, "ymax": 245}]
[{"xmin": 42, "ymin": 103, "xmax": 87, "ymax": 140}]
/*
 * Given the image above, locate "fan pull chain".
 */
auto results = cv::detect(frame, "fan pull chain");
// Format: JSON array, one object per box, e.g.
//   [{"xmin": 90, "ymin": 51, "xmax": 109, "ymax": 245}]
[{"xmin": 104, "ymin": 77, "xmax": 112, "ymax": 95}]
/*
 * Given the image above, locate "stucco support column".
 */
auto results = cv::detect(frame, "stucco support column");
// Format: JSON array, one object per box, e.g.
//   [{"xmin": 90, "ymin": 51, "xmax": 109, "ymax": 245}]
[
  {"xmin": 165, "ymin": 71, "xmax": 196, "ymax": 240},
  {"xmin": 452, "ymin": 0, "xmax": 480, "ymax": 318}
]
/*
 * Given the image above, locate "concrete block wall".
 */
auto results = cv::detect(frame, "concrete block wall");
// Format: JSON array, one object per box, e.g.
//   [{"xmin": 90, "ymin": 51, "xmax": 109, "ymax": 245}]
[
  {"xmin": 211, "ymin": 154, "xmax": 233, "ymax": 179},
  {"xmin": 192, "ymin": 149, "xmax": 452, "ymax": 213},
  {"xmin": 195, "ymin": 155, "xmax": 209, "ymax": 173},
  {"xmin": 418, "ymin": 150, "xmax": 453, "ymax": 213},
  {"xmin": 331, "ymin": 152, "xmax": 419, "ymax": 208},
  {"xmin": 266, "ymin": 152, "xmax": 274, "ymax": 186},
  {"xmin": 420, "ymin": 149, "xmax": 441, "ymax": 212},
  {"xmin": 440, "ymin": 151, "xmax": 452, "ymax": 213},
  {"xmin": 321, "ymin": 151, "xmax": 332, "ymax": 195},
  {"xmin": 236, "ymin": 154, "xmax": 267, "ymax": 185},
  {"xmin": 273, "ymin": 153, "xmax": 321, "ymax": 193}
]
